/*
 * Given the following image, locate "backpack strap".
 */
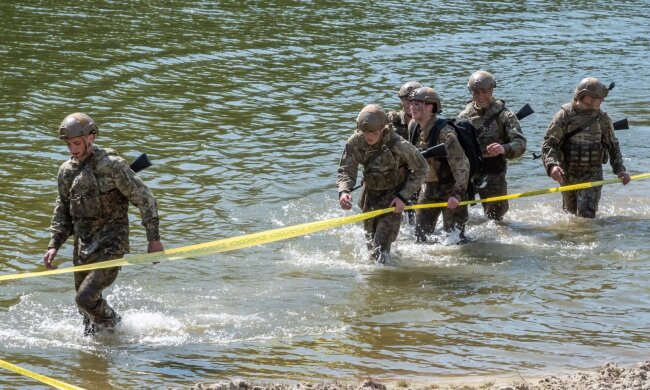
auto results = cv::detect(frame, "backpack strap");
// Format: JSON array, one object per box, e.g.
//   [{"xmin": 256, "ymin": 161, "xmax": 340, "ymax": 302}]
[{"xmin": 427, "ymin": 118, "xmax": 448, "ymax": 148}]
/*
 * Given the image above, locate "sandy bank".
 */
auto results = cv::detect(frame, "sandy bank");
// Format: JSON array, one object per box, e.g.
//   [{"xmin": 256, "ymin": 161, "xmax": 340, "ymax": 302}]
[{"xmin": 178, "ymin": 360, "xmax": 650, "ymax": 390}]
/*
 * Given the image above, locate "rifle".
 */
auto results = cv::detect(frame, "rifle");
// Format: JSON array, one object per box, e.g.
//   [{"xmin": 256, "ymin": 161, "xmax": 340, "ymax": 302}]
[
  {"xmin": 515, "ymin": 103, "xmax": 535, "ymax": 121},
  {"xmin": 130, "ymin": 153, "xmax": 152, "ymax": 173},
  {"xmin": 349, "ymin": 144, "xmax": 447, "ymax": 192},
  {"xmin": 532, "ymin": 118, "xmax": 630, "ymax": 160}
]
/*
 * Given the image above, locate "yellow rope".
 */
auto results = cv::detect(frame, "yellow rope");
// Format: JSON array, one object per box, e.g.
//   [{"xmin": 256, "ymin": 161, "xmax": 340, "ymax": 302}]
[{"xmin": 1, "ymin": 173, "xmax": 648, "ymax": 283}]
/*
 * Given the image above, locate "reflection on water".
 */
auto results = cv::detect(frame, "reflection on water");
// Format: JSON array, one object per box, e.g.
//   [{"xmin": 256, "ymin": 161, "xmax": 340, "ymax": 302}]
[{"xmin": 1, "ymin": 1, "xmax": 650, "ymax": 388}]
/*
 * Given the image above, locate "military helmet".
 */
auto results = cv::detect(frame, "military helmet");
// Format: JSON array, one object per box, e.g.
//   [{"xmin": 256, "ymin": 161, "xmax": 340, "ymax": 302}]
[
  {"xmin": 467, "ymin": 70, "xmax": 497, "ymax": 92},
  {"xmin": 59, "ymin": 113, "xmax": 98, "ymax": 139},
  {"xmin": 356, "ymin": 104, "xmax": 388, "ymax": 133},
  {"xmin": 574, "ymin": 77, "xmax": 609, "ymax": 101},
  {"xmin": 409, "ymin": 86, "xmax": 442, "ymax": 113},
  {"xmin": 397, "ymin": 81, "xmax": 423, "ymax": 98}
]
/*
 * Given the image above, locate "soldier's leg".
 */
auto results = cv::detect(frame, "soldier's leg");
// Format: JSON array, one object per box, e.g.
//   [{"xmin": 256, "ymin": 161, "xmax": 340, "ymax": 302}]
[
  {"xmin": 442, "ymin": 204, "xmax": 469, "ymax": 237},
  {"xmin": 576, "ymin": 186, "xmax": 601, "ymax": 218},
  {"xmin": 370, "ymin": 212, "xmax": 402, "ymax": 263},
  {"xmin": 415, "ymin": 184, "xmax": 441, "ymax": 243},
  {"xmin": 478, "ymin": 172, "xmax": 509, "ymax": 220},
  {"xmin": 363, "ymin": 218, "xmax": 379, "ymax": 252},
  {"xmin": 75, "ymin": 267, "xmax": 121, "ymax": 330},
  {"xmin": 74, "ymin": 270, "xmax": 96, "ymax": 336}
]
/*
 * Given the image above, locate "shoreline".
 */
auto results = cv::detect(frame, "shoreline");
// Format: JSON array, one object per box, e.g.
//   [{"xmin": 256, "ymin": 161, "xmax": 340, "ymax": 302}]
[{"xmin": 180, "ymin": 360, "xmax": 650, "ymax": 390}]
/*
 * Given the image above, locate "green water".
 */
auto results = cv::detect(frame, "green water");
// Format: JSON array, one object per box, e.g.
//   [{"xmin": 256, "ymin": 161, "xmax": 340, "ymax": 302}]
[{"xmin": 1, "ymin": 1, "xmax": 649, "ymax": 388}]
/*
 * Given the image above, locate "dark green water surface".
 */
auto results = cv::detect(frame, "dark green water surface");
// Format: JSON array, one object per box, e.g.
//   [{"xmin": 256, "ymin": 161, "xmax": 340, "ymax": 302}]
[{"xmin": 1, "ymin": 1, "xmax": 649, "ymax": 388}]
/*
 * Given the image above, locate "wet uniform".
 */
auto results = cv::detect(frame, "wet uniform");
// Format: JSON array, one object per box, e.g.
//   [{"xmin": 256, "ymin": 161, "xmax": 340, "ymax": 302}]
[
  {"xmin": 458, "ymin": 98, "xmax": 526, "ymax": 220},
  {"xmin": 541, "ymin": 102, "xmax": 626, "ymax": 218},
  {"xmin": 48, "ymin": 145, "xmax": 160, "ymax": 331},
  {"xmin": 410, "ymin": 116, "xmax": 470, "ymax": 241},
  {"xmin": 337, "ymin": 128, "xmax": 428, "ymax": 260}
]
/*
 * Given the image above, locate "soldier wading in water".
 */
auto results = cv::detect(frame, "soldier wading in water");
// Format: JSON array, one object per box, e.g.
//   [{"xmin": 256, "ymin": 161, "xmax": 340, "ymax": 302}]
[
  {"xmin": 337, "ymin": 104, "xmax": 428, "ymax": 263},
  {"xmin": 458, "ymin": 70, "xmax": 527, "ymax": 220},
  {"xmin": 43, "ymin": 113, "xmax": 164, "ymax": 335},
  {"xmin": 541, "ymin": 77, "xmax": 631, "ymax": 218}
]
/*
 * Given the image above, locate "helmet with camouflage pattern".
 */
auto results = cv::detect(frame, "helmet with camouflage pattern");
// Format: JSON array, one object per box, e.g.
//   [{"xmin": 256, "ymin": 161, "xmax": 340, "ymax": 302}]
[
  {"xmin": 356, "ymin": 104, "xmax": 388, "ymax": 133},
  {"xmin": 467, "ymin": 70, "xmax": 497, "ymax": 92},
  {"xmin": 409, "ymin": 86, "xmax": 442, "ymax": 113},
  {"xmin": 397, "ymin": 81, "xmax": 423, "ymax": 98},
  {"xmin": 59, "ymin": 113, "xmax": 99, "ymax": 139},
  {"xmin": 574, "ymin": 77, "xmax": 609, "ymax": 101}
]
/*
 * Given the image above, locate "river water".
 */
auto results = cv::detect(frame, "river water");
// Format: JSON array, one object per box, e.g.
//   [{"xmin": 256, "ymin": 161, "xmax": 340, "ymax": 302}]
[{"xmin": 1, "ymin": 1, "xmax": 649, "ymax": 389}]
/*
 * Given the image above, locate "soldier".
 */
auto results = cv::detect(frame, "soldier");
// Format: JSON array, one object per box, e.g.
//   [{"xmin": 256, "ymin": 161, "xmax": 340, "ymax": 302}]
[
  {"xmin": 387, "ymin": 81, "xmax": 422, "ymax": 140},
  {"xmin": 458, "ymin": 70, "xmax": 526, "ymax": 220},
  {"xmin": 387, "ymin": 80, "xmax": 423, "ymax": 225},
  {"xmin": 43, "ymin": 113, "xmax": 164, "ymax": 335},
  {"xmin": 409, "ymin": 87, "xmax": 470, "ymax": 242},
  {"xmin": 541, "ymin": 77, "xmax": 631, "ymax": 218},
  {"xmin": 337, "ymin": 104, "xmax": 428, "ymax": 263}
]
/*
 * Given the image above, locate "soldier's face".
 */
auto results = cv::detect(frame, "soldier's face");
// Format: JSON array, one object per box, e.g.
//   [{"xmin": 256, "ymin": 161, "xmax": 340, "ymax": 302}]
[
  {"xmin": 409, "ymin": 100, "xmax": 432, "ymax": 121},
  {"xmin": 400, "ymin": 96, "xmax": 410, "ymax": 112},
  {"xmin": 472, "ymin": 88, "xmax": 493, "ymax": 108},
  {"xmin": 65, "ymin": 134, "xmax": 94, "ymax": 161},
  {"xmin": 581, "ymin": 95, "xmax": 604, "ymax": 110},
  {"xmin": 363, "ymin": 129, "xmax": 383, "ymax": 145}
]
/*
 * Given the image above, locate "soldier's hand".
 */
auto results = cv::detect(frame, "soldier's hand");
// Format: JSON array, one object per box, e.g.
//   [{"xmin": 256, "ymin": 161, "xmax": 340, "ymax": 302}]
[
  {"xmin": 43, "ymin": 248, "xmax": 58, "ymax": 270},
  {"xmin": 447, "ymin": 196, "xmax": 459, "ymax": 209},
  {"xmin": 486, "ymin": 143, "xmax": 505, "ymax": 156},
  {"xmin": 618, "ymin": 171, "xmax": 631, "ymax": 185},
  {"xmin": 148, "ymin": 240, "xmax": 164, "ymax": 265},
  {"xmin": 550, "ymin": 165, "xmax": 565, "ymax": 183},
  {"xmin": 389, "ymin": 197, "xmax": 405, "ymax": 213},
  {"xmin": 339, "ymin": 192, "xmax": 353, "ymax": 210}
]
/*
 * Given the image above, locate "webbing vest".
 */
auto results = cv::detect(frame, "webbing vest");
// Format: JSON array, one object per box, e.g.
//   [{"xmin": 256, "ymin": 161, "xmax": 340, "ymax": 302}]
[
  {"xmin": 362, "ymin": 135, "xmax": 407, "ymax": 190},
  {"xmin": 560, "ymin": 104, "xmax": 605, "ymax": 167}
]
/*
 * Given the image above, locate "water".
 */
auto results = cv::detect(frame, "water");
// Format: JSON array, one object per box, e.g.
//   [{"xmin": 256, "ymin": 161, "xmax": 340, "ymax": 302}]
[{"xmin": 1, "ymin": 1, "xmax": 649, "ymax": 388}]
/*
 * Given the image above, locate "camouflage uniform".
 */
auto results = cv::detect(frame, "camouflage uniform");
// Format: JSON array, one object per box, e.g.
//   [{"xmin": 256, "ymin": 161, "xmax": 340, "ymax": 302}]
[
  {"xmin": 337, "ymin": 128, "xmax": 428, "ymax": 260},
  {"xmin": 541, "ymin": 102, "xmax": 626, "ymax": 218},
  {"xmin": 48, "ymin": 145, "xmax": 160, "ymax": 331},
  {"xmin": 458, "ymin": 98, "xmax": 526, "ymax": 220},
  {"xmin": 387, "ymin": 109, "xmax": 419, "ymax": 224},
  {"xmin": 411, "ymin": 116, "xmax": 470, "ymax": 241},
  {"xmin": 387, "ymin": 110, "xmax": 411, "ymax": 140}
]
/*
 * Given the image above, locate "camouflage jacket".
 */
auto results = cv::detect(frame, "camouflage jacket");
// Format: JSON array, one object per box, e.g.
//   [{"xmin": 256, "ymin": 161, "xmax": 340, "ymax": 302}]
[
  {"xmin": 541, "ymin": 102, "xmax": 625, "ymax": 175},
  {"xmin": 412, "ymin": 116, "xmax": 469, "ymax": 199},
  {"xmin": 337, "ymin": 128, "xmax": 428, "ymax": 201},
  {"xmin": 48, "ymin": 145, "xmax": 160, "ymax": 264},
  {"xmin": 387, "ymin": 109, "xmax": 411, "ymax": 139},
  {"xmin": 458, "ymin": 98, "xmax": 526, "ymax": 159}
]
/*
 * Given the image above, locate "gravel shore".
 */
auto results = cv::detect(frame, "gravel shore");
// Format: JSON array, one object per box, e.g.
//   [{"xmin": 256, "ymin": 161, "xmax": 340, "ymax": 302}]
[{"xmin": 179, "ymin": 360, "xmax": 650, "ymax": 390}]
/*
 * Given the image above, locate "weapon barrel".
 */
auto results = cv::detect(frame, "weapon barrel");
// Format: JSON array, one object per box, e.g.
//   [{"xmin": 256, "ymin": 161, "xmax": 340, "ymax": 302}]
[
  {"xmin": 515, "ymin": 103, "xmax": 534, "ymax": 121},
  {"xmin": 421, "ymin": 144, "xmax": 448, "ymax": 159},
  {"xmin": 130, "ymin": 153, "xmax": 152, "ymax": 173}
]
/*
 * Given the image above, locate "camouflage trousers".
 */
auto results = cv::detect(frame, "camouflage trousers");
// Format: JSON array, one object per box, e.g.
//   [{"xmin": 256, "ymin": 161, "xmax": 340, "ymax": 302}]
[
  {"xmin": 361, "ymin": 187, "xmax": 403, "ymax": 262},
  {"xmin": 415, "ymin": 181, "xmax": 468, "ymax": 242},
  {"xmin": 477, "ymin": 171, "xmax": 509, "ymax": 220},
  {"xmin": 561, "ymin": 164, "xmax": 603, "ymax": 219},
  {"xmin": 74, "ymin": 265, "xmax": 121, "ymax": 334}
]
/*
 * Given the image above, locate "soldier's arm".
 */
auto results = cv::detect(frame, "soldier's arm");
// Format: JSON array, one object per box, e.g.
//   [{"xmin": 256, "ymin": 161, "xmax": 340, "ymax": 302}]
[
  {"xmin": 336, "ymin": 142, "xmax": 360, "ymax": 195},
  {"xmin": 502, "ymin": 110, "xmax": 526, "ymax": 159},
  {"xmin": 47, "ymin": 168, "xmax": 73, "ymax": 250},
  {"xmin": 601, "ymin": 113, "xmax": 626, "ymax": 175},
  {"xmin": 442, "ymin": 127, "xmax": 470, "ymax": 199},
  {"xmin": 396, "ymin": 141, "xmax": 428, "ymax": 201},
  {"xmin": 111, "ymin": 158, "xmax": 161, "ymax": 242},
  {"xmin": 541, "ymin": 110, "xmax": 567, "ymax": 176}
]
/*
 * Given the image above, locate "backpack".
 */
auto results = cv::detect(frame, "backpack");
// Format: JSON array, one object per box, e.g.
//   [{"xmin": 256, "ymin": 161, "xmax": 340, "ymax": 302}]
[{"xmin": 412, "ymin": 118, "xmax": 484, "ymax": 200}]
